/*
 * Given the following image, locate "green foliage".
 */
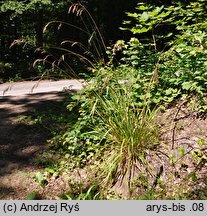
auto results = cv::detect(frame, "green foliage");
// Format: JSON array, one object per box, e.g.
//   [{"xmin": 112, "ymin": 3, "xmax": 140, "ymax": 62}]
[
  {"xmin": 47, "ymin": 91, "xmax": 104, "ymax": 169},
  {"xmin": 120, "ymin": 0, "xmax": 207, "ymax": 109},
  {"xmin": 61, "ymin": 184, "xmax": 101, "ymax": 200},
  {"xmin": 1, "ymin": 0, "xmax": 26, "ymax": 15},
  {"xmin": 122, "ymin": 3, "xmax": 171, "ymax": 37},
  {"xmin": 122, "ymin": 1, "xmax": 207, "ymax": 45},
  {"xmin": 112, "ymin": 37, "xmax": 206, "ymax": 108},
  {"xmin": 1, "ymin": 0, "xmax": 53, "ymax": 15},
  {"xmin": 34, "ymin": 172, "xmax": 48, "ymax": 187}
]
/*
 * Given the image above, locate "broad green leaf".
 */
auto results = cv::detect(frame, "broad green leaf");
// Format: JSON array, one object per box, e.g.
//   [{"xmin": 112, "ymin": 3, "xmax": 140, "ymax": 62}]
[
  {"xmin": 138, "ymin": 5, "xmax": 148, "ymax": 11},
  {"xmin": 140, "ymin": 12, "xmax": 149, "ymax": 21},
  {"xmin": 182, "ymin": 82, "xmax": 192, "ymax": 90}
]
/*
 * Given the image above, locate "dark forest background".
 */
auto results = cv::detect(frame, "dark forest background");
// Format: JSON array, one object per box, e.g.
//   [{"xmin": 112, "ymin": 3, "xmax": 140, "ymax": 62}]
[{"xmin": 0, "ymin": 0, "xmax": 194, "ymax": 81}]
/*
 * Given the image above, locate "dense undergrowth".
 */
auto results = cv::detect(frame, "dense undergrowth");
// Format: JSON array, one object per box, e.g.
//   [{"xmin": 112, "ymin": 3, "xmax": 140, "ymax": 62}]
[{"xmin": 30, "ymin": 1, "xmax": 207, "ymax": 199}]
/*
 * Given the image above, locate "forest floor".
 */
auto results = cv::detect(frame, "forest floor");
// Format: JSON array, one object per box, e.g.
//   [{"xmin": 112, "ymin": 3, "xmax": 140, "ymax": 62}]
[
  {"xmin": 0, "ymin": 90, "xmax": 207, "ymax": 199},
  {"xmin": 0, "ymin": 92, "xmax": 73, "ymax": 199}
]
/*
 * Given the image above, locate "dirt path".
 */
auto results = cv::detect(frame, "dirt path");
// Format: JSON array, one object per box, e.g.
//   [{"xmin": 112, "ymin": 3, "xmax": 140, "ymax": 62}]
[
  {"xmin": 0, "ymin": 79, "xmax": 83, "ymax": 96},
  {"xmin": 0, "ymin": 92, "xmax": 69, "ymax": 199}
]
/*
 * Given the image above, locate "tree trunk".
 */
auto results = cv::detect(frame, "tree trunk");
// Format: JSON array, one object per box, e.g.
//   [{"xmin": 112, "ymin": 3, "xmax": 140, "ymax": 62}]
[{"xmin": 35, "ymin": 8, "xmax": 43, "ymax": 47}]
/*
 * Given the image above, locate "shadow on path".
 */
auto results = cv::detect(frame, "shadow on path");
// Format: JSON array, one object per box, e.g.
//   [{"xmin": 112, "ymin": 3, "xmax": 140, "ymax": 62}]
[
  {"xmin": 0, "ymin": 91, "xmax": 76, "ymax": 199},
  {"xmin": 0, "ymin": 91, "xmax": 71, "ymax": 178}
]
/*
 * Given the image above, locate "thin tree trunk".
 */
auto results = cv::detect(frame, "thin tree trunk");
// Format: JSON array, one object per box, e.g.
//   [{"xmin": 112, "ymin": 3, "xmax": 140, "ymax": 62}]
[{"xmin": 35, "ymin": 8, "xmax": 43, "ymax": 47}]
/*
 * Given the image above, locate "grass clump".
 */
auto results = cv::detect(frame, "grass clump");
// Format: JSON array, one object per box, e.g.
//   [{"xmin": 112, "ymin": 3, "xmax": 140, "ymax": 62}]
[{"xmin": 93, "ymin": 81, "xmax": 160, "ymax": 189}]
